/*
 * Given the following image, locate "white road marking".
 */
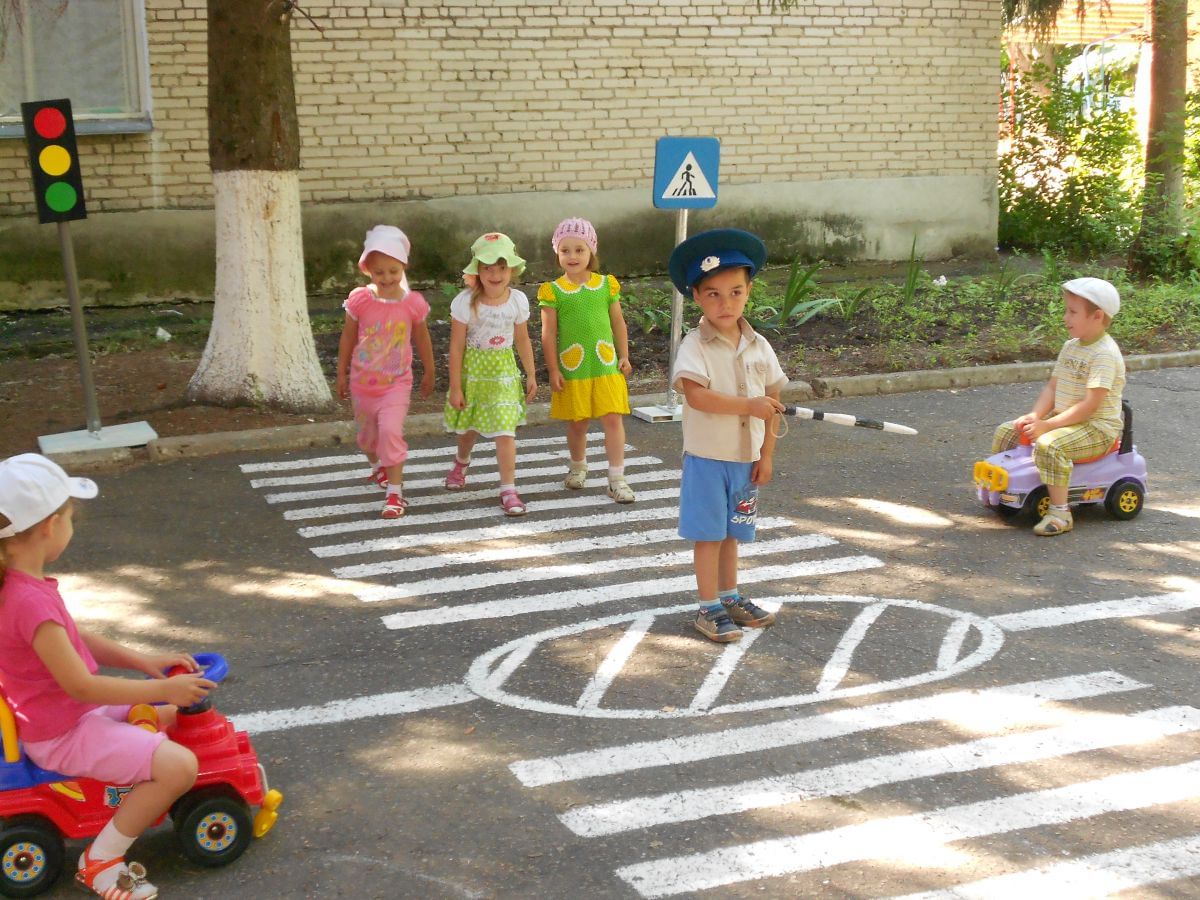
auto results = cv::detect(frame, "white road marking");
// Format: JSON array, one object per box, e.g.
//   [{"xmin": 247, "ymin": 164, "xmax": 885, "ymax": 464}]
[
  {"xmin": 282, "ymin": 462, "xmax": 668, "ymax": 520},
  {"xmin": 238, "ymin": 432, "xmax": 605, "ymax": 473},
  {"xmin": 614, "ymin": 759, "xmax": 1200, "ymax": 897},
  {"xmin": 382, "ymin": 559, "xmax": 884, "ymax": 631},
  {"xmin": 576, "ymin": 615, "xmax": 655, "ymax": 710},
  {"xmin": 893, "ymin": 833, "xmax": 1200, "ymax": 899},
  {"xmin": 815, "ymin": 600, "xmax": 889, "ymax": 693},
  {"xmin": 468, "ymin": 596, "xmax": 1001, "ymax": 719},
  {"xmin": 992, "ymin": 588, "xmax": 1200, "ymax": 631},
  {"xmin": 936, "ymin": 618, "xmax": 973, "ymax": 671},
  {"xmin": 232, "ymin": 683, "xmax": 475, "ymax": 735},
  {"xmin": 562, "ymin": 705, "xmax": 1200, "ymax": 837},
  {"xmin": 357, "ymin": 534, "xmax": 835, "ymax": 604},
  {"xmin": 508, "ymin": 671, "xmax": 1144, "ymax": 786},
  {"xmin": 249, "ymin": 443, "xmax": 623, "ymax": 488},
  {"xmin": 331, "ymin": 518, "xmax": 795, "ymax": 580},
  {"xmin": 314, "ymin": 505, "xmax": 690, "ymax": 558}
]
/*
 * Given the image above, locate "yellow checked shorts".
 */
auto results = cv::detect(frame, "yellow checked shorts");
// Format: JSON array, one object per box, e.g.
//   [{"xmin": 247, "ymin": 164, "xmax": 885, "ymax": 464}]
[{"xmin": 992, "ymin": 420, "xmax": 1118, "ymax": 487}]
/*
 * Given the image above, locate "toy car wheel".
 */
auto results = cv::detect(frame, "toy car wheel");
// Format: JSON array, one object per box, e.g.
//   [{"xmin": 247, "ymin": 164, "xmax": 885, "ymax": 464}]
[
  {"xmin": 175, "ymin": 791, "xmax": 253, "ymax": 868},
  {"xmin": 0, "ymin": 818, "xmax": 64, "ymax": 898},
  {"xmin": 1021, "ymin": 486, "xmax": 1050, "ymax": 523},
  {"xmin": 1105, "ymin": 478, "xmax": 1145, "ymax": 520}
]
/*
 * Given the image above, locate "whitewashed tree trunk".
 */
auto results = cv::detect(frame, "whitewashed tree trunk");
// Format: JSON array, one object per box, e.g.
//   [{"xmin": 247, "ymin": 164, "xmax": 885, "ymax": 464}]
[
  {"xmin": 188, "ymin": 0, "xmax": 331, "ymax": 411},
  {"xmin": 187, "ymin": 170, "xmax": 329, "ymax": 409}
]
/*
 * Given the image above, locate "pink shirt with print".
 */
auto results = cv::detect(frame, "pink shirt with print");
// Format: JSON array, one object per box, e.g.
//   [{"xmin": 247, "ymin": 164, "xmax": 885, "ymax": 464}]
[
  {"xmin": 344, "ymin": 286, "xmax": 430, "ymax": 398},
  {"xmin": 0, "ymin": 569, "xmax": 100, "ymax": 742}
]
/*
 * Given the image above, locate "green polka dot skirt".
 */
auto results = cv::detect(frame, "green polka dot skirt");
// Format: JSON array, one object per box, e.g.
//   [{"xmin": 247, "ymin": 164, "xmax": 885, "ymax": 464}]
[{"xmin": 444, "ymin": 346, "xmax": 526, "ymax": 437}]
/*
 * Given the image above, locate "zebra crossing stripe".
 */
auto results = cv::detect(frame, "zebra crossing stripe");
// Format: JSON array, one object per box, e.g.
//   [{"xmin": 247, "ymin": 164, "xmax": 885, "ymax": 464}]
[
  {"xmin": 686, "ymin": 606, "xmax": 780, "ymax": 712},
  {"xmin": 357, "ymin": 534, "xmax": 834, "ymax": 603},
  {"xmin": 300, "ymin": 486, "xmax": 682, "ymax": 539},
  {"xmin": 282, "ymin": 462, "xmax": 669, "ymax": 520},
  {"xmin": 815, "ymin": 601, "xmax": 889, "ymax": 693},
  {"xmin": 313, "ymin": 504, "xmax": 688, "ymax": 558},
  {"xmin": 232, "ymin": 683, "xmax": 476, "ymax": 735},
  {"xmin": 576, "ymin": 615, "xmax": 655, "ymax": 710},
  {"xmin": 239, "ymin": 432, "xmax": 606, "ymax": 473},
  {"xmin": 381, "ymin": 557, "xmax": 884, "ymax": 630},
  {"xmin": 250, "ymin": 443, "xmax": 623, "ymax": 488},
  {"xmin": 893, "ymin": 832, "xmax": 1200, "ymax": 899},
  {"xmin": 331, "ymin": 517, "xmax": 796, "ymax": 579},
  {"xmin": 562, "ymin": 705, "xmax": 1200, "ymax": 837},
  {"xmin": 614, "ymin": 758, "xmax": 1200, "ymax": 897},
  {"xmin": 266, "ymin": 457, "xmax": 664, "ymax": 505},
  {"xmin": 507, "ymin": 671, "xmax": 1145, "ymax": 786},
  {"xmin": 991, "ymin": 588, "xmax": 1200, "ymax": 631}
]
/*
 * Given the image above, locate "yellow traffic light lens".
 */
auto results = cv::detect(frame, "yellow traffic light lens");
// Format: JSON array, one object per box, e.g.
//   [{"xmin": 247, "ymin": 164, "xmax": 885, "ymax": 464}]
[{"xmin": 38, "ymin": 144, "xmax": 71, "ymax": 177}]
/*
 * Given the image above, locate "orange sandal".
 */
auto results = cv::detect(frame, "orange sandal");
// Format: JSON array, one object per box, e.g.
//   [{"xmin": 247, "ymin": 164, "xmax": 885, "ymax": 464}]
[{"xmin": 76, "ymin": 849, "xmax": 158, "ymax": 900}]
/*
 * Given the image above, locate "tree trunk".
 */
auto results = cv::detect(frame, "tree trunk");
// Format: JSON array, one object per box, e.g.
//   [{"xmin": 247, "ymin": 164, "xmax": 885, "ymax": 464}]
[
  {"xmin": 1128, "ymin": 0, "xmax": 1189, "ymax": 276},
  {"xmin": 188, "ymin": 0, "xmax": 331, "ymax": 411}
]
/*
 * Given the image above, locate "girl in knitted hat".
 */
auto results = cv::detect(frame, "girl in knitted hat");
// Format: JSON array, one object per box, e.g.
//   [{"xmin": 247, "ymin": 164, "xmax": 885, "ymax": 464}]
[
  {"xmin": 443, "ymin": 233, "xmax": 539, "ymax": 516},
  {"xmin": 336, "ymin": 225, "xmax": 436, "ymax": 518},
  {"xmin": 538, "ymin": 218, "xmax": 635, "ymax": 503}
]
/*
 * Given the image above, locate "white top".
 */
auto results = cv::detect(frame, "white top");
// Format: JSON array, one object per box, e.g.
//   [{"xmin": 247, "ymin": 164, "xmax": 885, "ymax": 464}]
[
  {"xmin": 449, "ymin": 288, "xmax": 531, "ymax": 350},
  {"xmin": 672, "ymin": 317, "xmax": 788, "ymax": 462}
]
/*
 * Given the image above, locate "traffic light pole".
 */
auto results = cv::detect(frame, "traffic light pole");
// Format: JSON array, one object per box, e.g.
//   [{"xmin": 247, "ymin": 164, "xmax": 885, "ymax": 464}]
[{"xmin": 57, "ymin": 222, "xmax": 101, "ymax": 435}]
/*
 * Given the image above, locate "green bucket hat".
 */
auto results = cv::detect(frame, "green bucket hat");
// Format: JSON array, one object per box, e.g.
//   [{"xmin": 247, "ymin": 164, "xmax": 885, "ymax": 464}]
[{"xmin": 463, "ymin": 232, "xmax": 526, "ymax": 278}]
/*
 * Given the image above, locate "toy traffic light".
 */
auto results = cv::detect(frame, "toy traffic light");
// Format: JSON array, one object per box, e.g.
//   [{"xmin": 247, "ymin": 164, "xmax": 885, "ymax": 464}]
[{"xmin": 21, "ymin": 98, "xmax": 87, "ymax": 224}]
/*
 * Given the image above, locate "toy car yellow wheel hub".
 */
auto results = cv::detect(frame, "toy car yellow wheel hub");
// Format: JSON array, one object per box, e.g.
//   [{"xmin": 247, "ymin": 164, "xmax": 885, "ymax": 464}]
[
  {"xmin": 195, "ymin": 811, "xmax": 238, "ymax": 852},
  {"xmin": 3, "ymin": 842, "xmax": 45, "ymax": 883},
  {"xmin": 1117, "ymin": 489, "xmax": 1140, "ymax": 513}
]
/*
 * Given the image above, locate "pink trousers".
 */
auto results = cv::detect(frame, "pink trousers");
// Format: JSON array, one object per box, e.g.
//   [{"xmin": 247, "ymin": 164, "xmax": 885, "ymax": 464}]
[
  {"xmin": 352, "ymin": 383, "xmax": 412, "ymax": 467},
  {"xmin": 23, "ymin": 705, "xmax": 166, "ymax": 785}
]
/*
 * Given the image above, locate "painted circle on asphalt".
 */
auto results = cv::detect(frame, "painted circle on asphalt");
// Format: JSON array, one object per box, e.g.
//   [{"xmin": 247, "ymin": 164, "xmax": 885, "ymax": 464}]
[{"xmin": 465, "ymin": 594, "xmax": 1006, "ymax": 719}]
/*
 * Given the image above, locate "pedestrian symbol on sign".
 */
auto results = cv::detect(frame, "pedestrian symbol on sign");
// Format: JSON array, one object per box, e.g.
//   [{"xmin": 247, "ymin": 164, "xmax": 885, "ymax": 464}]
[{"xmin": 662, "ymin": 152, "xmax": 715, "ymax": 201}]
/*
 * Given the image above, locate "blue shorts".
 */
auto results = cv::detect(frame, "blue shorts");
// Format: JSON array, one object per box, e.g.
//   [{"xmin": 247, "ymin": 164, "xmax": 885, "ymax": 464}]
[{"xmin": 678, "ymin": 454, "xmax": 758, "ymax": 542}]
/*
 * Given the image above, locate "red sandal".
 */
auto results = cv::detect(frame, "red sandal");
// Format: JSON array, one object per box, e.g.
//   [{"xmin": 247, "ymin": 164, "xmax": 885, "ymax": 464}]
[{"xmin": 76, "ymin": 847, "xmax": 158, "ymax": 899}]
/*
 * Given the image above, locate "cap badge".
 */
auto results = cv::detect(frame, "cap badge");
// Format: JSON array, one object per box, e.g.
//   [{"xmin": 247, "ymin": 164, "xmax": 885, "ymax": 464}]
[{"xmin": 699, "ymin": 255, "xmax": 720, "ymax": 272}]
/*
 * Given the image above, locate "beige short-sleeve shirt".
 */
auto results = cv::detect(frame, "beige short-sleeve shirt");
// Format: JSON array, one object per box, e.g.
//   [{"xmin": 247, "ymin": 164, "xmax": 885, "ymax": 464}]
[{"xmin": 672, "ymin": 317, "xmax": 788, "ymax": 462}]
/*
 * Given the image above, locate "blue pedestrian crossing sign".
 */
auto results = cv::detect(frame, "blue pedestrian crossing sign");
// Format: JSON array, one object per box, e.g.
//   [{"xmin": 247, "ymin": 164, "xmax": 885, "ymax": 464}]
[{"xmin": 653, "ymin": 136, "xmax": 719, "ymax": 210}]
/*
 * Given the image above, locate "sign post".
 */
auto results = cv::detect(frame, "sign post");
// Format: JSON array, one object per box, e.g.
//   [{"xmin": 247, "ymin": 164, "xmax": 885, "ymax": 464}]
[
  {"xmin": 21, "ymin": 99, "xmax": 156, "ymax": 454},
  {"xmin": 633, "ymin": 136, "xmax": 720, "ymax": 423}
]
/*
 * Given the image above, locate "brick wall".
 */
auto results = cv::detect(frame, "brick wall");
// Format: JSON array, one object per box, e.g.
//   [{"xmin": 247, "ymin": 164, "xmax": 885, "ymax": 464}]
[{"xmin": 0, "ymin": 0, "xmax": 999, "ymax": 219}]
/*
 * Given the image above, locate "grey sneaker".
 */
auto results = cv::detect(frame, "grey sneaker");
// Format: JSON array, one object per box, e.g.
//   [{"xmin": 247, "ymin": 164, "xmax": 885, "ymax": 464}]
[
  {"xmin": 722, "ymin": 594, "xmax": 776, "ymax": 628},
  {"xmin": 564, "ymin": 464, "xmax": 588, "ymax": 490},
  {"xmin": 694, "ymin": 608, "xmax": 743, "ymax": 643}
]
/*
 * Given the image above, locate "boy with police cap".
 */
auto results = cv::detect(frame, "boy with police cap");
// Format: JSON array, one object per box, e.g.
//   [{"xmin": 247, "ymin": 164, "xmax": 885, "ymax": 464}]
[{"xmin": 668, "ymin": 229, "xmax": 788, "ymax": 642}]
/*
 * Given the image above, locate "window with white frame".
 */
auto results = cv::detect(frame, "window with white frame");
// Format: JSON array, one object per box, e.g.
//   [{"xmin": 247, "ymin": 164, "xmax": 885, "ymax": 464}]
[{"xmin": 0, "ymin": 0, "xmax": 151, "ymax": 137}]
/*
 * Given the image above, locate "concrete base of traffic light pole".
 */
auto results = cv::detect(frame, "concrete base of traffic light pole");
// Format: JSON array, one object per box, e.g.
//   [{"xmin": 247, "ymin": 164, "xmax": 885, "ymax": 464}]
[{"xmin": 38, "ymin": 421, "xmax": 158, "ymax": 455}]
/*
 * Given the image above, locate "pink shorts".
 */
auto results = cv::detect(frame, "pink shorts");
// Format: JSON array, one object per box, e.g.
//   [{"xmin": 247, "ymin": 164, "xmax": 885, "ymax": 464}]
[
  {"xmin": 352, "ymin": 384, "xmax": 412, "ymax": 467},
  {"xmin": 23, "ymin": 705, "xmax": 166, "ymax": 785}
]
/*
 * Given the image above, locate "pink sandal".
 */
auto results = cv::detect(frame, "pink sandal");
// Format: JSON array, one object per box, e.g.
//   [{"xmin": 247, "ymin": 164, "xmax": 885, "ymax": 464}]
[
  {"xmin": 445, "ymin": 459, "xmax": 468, "ymax": 490},
  {"xmin": 500, "ymin": 489, "xmax": 527, "ymax": 517}
]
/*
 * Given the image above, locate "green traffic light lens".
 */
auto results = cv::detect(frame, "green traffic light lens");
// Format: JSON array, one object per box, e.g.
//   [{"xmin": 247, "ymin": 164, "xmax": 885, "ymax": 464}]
[{"xmin": 44, "ymin": 182, "xmax": 78, "ymax": 212}]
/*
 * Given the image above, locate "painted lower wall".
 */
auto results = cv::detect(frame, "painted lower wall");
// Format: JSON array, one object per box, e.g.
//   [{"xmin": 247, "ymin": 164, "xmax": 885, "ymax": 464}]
[{"xmin": 0, "ymin": 174, "xmax": 997, "ymax": 311}]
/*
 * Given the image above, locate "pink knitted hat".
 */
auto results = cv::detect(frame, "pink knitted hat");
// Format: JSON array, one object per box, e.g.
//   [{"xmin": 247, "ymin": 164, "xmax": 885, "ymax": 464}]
[{"xmin": 552, "ymin": 218, "xmax": 598, "ymax": 254}]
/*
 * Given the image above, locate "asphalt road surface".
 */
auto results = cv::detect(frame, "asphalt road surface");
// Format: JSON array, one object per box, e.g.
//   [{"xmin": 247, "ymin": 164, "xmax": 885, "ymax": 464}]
[{"xmin": 37, "ymin": 367, "xmax": 1200, "ymax": 898}]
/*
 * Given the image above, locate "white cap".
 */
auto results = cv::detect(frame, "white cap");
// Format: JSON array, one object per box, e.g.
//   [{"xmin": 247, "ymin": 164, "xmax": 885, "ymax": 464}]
[
  {"xmin": 358, "ymin": 225, "xmax": 410, "ymax": 273},
  {"xmin": 0, "ymin": 454, "xmax": 97, "ymax": 538},
  {"xmin": 1062, "ymin": 277, "xmax": 1120, "ymax": 318}
]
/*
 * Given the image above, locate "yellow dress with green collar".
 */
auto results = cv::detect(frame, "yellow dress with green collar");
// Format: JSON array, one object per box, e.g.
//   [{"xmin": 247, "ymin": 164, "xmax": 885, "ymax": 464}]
[{"xmin": 537, "ymin": 272, "xmax": 631, "ymax": 421}]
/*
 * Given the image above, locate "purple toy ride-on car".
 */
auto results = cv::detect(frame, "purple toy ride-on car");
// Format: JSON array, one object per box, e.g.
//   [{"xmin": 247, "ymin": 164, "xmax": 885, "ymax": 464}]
[{"xmin": 973, "ymin": 400, "xmax": 1148, "ymax": 523}]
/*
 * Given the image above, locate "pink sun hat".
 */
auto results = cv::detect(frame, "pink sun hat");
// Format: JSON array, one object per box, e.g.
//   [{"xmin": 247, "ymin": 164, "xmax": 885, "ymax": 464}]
[
  {"xmin": 551, "ymin": 218, "xmax": 598, "ymax": 254},
  {"xmin": 358, "ymin": 225, "xmax": 411, "ymax": 273}
]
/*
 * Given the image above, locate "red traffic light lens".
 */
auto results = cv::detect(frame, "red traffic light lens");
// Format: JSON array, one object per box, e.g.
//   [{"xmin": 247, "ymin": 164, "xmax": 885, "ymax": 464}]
[{"xmin": 32, "ymin": 107, "xmax": 67, "ymax": 140}]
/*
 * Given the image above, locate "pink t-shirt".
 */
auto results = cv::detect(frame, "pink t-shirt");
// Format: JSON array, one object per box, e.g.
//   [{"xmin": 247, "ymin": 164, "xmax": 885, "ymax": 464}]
[
  {"xmin": 344, "ymin": 286, "xmax": 430, "ymax": 398},
  {"xmin": 0, "ymin": 569, "xmax": 100, "ymax": 742}
]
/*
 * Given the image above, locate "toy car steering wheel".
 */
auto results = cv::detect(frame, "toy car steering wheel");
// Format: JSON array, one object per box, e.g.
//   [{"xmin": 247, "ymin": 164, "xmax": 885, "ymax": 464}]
[{"xmin": 165, "ymin": 652, "xmax": 228, "ymax": 714}]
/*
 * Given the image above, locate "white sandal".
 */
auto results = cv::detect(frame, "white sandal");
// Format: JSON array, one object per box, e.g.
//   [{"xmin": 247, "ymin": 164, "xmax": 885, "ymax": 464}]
[{"xmin": 1033, "ymin": 510, "xmax": 1073, "ymax": 536}]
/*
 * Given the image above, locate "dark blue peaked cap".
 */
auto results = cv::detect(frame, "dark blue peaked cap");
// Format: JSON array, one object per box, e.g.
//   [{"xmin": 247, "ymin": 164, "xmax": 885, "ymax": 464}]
[{"xmin": 668, "ymin": 228, "xmax": 767, "ymax": 294}]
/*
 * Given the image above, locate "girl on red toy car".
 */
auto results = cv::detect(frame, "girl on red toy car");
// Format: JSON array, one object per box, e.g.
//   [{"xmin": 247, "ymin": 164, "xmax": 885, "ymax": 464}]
[{"xmin": 0, "ymin": 454, "xmax": 215, "ymax": 899}]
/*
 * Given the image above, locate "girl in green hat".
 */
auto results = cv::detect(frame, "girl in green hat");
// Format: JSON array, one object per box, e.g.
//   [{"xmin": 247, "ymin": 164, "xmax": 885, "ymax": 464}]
[{"xmin": 443, "ymin": 233, "xmax": 539, "ymax": 516}]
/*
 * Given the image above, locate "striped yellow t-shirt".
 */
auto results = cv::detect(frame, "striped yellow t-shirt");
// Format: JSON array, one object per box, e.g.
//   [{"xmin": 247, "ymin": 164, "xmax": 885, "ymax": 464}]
[{"xmin": 1051, "ymin": 333, "xmax": 1125, "ymax": 439}]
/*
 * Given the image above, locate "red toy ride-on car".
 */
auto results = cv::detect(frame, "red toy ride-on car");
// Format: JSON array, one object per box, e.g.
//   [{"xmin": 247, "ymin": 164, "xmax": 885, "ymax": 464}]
[{"xmin": 0, "ymin": 653, "xmax": 281, "ymax": 897}]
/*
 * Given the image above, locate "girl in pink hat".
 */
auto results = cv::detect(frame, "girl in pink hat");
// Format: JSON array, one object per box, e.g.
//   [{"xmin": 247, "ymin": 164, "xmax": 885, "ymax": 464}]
[
  {"xmin": 335, "ymin": 225, "xmax": 436, "ymax": 518},
  {"xmin": 538, "ymin": 217, "xmax": 635, "ymax": 503}
]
